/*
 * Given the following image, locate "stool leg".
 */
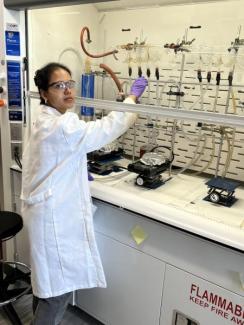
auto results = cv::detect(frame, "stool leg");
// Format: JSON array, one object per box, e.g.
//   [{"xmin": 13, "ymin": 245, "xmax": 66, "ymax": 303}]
[{"xmin": 3, "ymin": 303, "xmax": 22, "ymax": 325}]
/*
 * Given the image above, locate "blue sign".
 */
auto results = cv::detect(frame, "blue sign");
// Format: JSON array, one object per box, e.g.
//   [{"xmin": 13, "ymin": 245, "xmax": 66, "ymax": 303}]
[
  {"xmin": 5, "ymin": 31, "xmax": 20, "ymax": 56},
  {"xmin": 7, "ymin": 61, "xmax": 22, "ymax": 108}
]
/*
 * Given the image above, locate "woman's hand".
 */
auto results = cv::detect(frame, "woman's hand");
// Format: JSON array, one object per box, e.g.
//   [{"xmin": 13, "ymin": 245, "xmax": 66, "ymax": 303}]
[{"xmin": 130, "ymin": 77, "xmax": 148, "ymax": 99}]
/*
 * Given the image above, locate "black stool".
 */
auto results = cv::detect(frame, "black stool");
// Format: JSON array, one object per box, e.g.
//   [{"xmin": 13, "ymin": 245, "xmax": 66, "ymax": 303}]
[{"xmin": 0, "ymin": 211, "xmax": 31, "ymax": 325}]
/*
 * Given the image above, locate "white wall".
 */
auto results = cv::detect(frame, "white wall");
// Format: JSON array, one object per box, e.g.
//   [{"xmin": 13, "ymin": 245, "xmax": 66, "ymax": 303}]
[
  {"xmin": 28, "ymin": 4, "xmax": 100, "ymax": 122},
  {"xmin": 28, "ymin": 4, "xmax": 99, "ymax": 89}
]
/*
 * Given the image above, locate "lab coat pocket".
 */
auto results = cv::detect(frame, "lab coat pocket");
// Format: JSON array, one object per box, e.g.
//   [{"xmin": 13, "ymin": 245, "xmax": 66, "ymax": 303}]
[
  {"xmin": 23, "ymin": 189, "xmax": 53, "ymax": 205},
  {"xmin": 21, "ymin": 178, "xmax": 53, "ymax": 206}
]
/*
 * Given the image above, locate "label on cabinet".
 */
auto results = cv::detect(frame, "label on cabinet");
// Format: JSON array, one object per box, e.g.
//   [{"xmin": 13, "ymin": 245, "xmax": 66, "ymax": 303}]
[
  {"xmin": 190, "ymin": 283, "xmax": 243, "ymax": 322},
  {"xmin": 161, "ymin": 265, "xmax": 244, "ymax": 325}
]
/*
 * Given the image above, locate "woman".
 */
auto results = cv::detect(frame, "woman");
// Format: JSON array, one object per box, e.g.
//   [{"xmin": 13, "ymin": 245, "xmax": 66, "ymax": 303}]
[{"xmin": 21, "ymin": 62, "xmax": 147, "ymax": 324}]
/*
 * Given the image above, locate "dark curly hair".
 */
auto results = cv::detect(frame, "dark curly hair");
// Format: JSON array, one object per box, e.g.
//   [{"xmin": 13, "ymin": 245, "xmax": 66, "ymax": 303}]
[{"xmin": 34, "ymin": 62, "xmax": 72, "ymax": 104}]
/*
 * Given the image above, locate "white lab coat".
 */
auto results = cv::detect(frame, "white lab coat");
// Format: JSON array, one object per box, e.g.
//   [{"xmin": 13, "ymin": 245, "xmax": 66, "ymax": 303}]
[{"xmin": 21, "ymin": 98, "xmax": 136, "ymax": 298}]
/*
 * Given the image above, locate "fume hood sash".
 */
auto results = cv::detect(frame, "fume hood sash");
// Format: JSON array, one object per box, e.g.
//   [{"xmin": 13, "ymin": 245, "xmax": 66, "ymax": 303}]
[{"xmin": 28, "ymin": 91, "xmax": 244, "ymax": 129}]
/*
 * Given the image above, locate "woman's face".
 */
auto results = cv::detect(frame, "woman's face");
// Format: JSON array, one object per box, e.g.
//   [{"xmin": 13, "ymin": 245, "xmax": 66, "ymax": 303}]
[{"xmin": 41, "ymin": 68, "xmax": 76, "ymax": 114}]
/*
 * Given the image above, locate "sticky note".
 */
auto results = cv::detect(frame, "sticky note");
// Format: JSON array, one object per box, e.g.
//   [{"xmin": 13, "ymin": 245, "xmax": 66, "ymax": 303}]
[{"xmin": 131, "ymin": 225, "xmax": 148, "ymax": 245}]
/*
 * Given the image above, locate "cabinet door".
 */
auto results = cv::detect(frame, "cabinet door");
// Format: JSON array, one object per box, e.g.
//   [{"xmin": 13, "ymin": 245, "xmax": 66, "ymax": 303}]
[
  {"xmin": 161, "ymin": 265, "xmax": 244, "ymax": 325},
  {"xmin": 77, "ymin": 232, "xmax": 165, "ymax": 325}
]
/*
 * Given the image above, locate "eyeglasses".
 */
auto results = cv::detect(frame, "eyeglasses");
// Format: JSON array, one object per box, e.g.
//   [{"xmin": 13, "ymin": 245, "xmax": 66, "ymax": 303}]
[{"xmin": 48, "ymin": 80, "xmax": 76, "ymax": 90}]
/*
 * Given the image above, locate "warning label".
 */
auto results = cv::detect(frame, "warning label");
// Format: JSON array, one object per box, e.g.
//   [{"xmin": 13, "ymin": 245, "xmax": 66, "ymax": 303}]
[{"xmin": 190, "ymin": 284, "xmax": 244, "ymax": 324}]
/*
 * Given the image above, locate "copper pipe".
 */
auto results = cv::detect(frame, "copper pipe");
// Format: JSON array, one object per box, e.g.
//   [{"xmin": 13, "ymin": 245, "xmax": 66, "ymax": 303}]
[
  {"xmin": 99, "ymin": 63, "xmax": 123, "ymax": 92},
  {"xmin": 80, "ymin": 27, "xmax": 118, "ymax": 59}
]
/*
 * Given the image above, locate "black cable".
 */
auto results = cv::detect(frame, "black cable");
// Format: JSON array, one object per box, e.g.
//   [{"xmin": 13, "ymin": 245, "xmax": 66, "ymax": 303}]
[{"xmin": 14, "ymin": 151, "xmax": 22, "ymax": 169}]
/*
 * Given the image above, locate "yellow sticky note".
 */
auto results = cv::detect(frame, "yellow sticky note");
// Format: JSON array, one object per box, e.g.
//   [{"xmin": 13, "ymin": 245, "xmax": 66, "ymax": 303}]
[{"xmin": 131, "ymin": 225, "xmax": 148, "ymax": 245}]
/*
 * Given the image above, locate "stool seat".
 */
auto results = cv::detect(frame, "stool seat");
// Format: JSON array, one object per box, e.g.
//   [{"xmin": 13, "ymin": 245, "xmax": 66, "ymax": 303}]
[
  {"xmin": 0, "ymin": 211, "xmax": 29, "ymax": 324},
  {"xmin": 0, "ymin": 212, "xmax": 23, "ymax": 241}
]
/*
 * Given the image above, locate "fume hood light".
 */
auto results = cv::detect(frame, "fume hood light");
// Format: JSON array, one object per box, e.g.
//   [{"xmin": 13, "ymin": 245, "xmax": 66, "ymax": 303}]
[
  {"xmin": 126, "ymin": 0, "xmax": 178, "ymax": 10},
  {"xmin": 56, "ymin": 11, "xmax": 80, "ymax": 16},
  {"xmin": 126, "ymin": 5, "xmax": 160, "ymax": 10}
]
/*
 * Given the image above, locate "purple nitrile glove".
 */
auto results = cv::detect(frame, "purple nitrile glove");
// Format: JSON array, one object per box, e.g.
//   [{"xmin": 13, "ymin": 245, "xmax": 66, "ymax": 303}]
[
  {"xmin": 130, "ymin": 76, "xmax": 148, "ymax": 99},
  {"xmin": 88, "ymin": 172, "xmax": 94, "ymax": 181}
]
